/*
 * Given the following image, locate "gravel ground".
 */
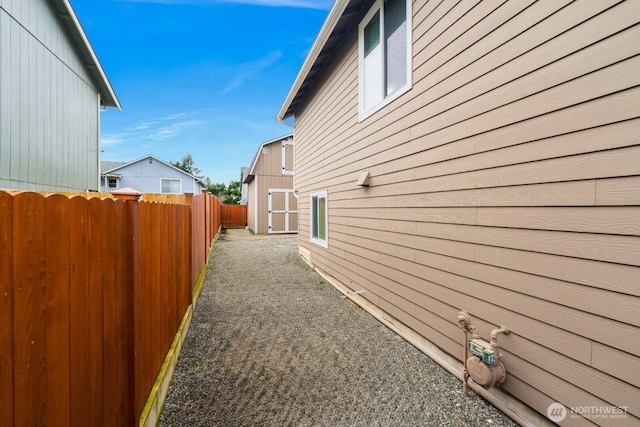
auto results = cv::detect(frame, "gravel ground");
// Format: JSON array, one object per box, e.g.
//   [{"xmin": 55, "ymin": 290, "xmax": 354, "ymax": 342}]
[{"xmin": 159, "ymin": 232, "xmax": 518, "ymax": 427}]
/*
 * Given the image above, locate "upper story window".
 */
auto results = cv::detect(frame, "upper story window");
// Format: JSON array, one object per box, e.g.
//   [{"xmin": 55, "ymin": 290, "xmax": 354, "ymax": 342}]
[
  {"xmin": 161, "ymin": 178, "xmax": 181, "ymax": 194},
  {"xmin": 358, "ymin": 0, "xmax": 412, "ymax": 120},
  {"xmin": 282, "ymin": 139, "xmax": 294, "ymax": 175}
]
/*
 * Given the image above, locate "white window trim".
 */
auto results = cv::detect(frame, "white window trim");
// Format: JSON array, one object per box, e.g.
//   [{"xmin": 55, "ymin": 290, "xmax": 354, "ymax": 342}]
[
  {"xmin": 358, "ymin": 0, "xmax": 412, "ymax": 121},
  {"xmin": 161, "ymin": 178, "xmax": 182, "ymax": 194},
  {"xmin": 281, "ymin": 139, "xmax": 294, "ymax": 176},
  {"xmin": 107, "ymin": 177, "xmax": 119, "ymax": 189},
  {"xmin": 310, "ymin": 190, "xmax": 328, "ymax": 249}
]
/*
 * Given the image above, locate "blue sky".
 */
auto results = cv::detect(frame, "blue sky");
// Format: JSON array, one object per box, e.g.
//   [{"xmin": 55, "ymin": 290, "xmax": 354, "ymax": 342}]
[{"xmin": 71, "ymin": 0, "xmax": 331, "ymax": 184}]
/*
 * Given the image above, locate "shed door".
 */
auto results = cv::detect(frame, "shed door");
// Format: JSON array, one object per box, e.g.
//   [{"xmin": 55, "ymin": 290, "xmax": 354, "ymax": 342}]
[{"xmin": 268, "ymin": 189, "xmax": 298, "ymax": 233}]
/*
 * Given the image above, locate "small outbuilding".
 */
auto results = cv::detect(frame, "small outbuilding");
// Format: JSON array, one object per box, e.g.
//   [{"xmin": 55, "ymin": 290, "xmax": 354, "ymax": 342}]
[{"xmin": 243, "ymin": 134, "xmax": 297, "ymax": 234}]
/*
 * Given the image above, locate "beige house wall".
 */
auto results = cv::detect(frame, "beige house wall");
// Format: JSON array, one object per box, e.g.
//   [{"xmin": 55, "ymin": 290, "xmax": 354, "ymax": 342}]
[{"xmin": 293, "ymin": 1, "xmax": 640, "ymax": 425}]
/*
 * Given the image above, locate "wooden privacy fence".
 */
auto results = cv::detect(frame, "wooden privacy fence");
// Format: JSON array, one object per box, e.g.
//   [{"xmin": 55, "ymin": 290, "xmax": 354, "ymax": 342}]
[
  {"xmin": 0, "ymin": 190, "xmax": 221, "ymax": 427},
  {"xmin": 221, "ymin": 204, "xmax": 247, "ymax": 228}
]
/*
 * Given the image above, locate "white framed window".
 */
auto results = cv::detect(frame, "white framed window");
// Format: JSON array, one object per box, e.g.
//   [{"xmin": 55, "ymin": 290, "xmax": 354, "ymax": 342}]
[
  {"xmin": 161, "ymin": 178, "xmax": 181, "ymax": 194},
  {"xmin": 358, "ymin": 0, "xmax": 412, "ymax": 120},
  {"xmin": 108, "ymin": 177, "xmax": 118, "ymax": 188},
  {"xmin": 310, "ymin": 190, "xmax": 328, "ymax": 248},
  {"xmin": 281, "ymin": 139, "xmax": 294, "ymax": 175}
]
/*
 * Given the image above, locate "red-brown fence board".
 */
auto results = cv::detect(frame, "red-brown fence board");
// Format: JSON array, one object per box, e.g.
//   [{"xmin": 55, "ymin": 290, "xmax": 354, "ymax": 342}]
[
  {"xmin": 69, "ymin": 196, "xmax": 91, "ymax": 427},
  {"xmin": 102, "ymin": 199, "xmax": 129, "ymax": 425},
  {"xmin": 88, "ymin": 197, "xmax": 106, "ymax": 425},
  {"xmin": 13, "ymin": 192, "xmax": 47, "ymax": 426},
  {"xmin": 45, "ymin": 195, "xmax": 71, "ymax": 426},
  {"xmin": 0, "ymin": 190, "xmax": 220, "ymax": 427},
  {"xmin": 0, "ymin": 191, "xmax": 13, "ymax": 426},
  {"xmin": 221, "ymin": 204, "xmax": 247, "ymax": 228}
]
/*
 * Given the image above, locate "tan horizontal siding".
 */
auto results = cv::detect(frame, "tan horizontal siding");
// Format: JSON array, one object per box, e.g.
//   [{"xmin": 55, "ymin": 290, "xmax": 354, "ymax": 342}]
[
  {"xmin": 328, "ymin": 227, "xmax": 640, "ymax": 420},
  {"xmin": 592, "ymin": 343, "xmax": 640, "ymax": 388},
  {"xmin": 330, "ymin": 228, "xmax": 639, "ymax": 355},
  {"xmin": 293, "ymin": 0, "xmax": 640, "ymax": 424},
  {"xmin": 329, "ymin": 220, "xmax": 639, "ymax": 325},
  {"xmin": 334, "ymin": 206, "xmax": 640, "ymax": 236},
  {"xmin": 295, "ymin": 1, "xmax": 640, "ymax": 190},
  {"xmin": 596, "ymin": 176, "xmax": 640, "ymax": 205}
]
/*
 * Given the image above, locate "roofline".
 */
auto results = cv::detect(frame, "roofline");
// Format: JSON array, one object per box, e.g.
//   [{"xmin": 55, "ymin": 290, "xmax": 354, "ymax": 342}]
[
  {"xmin": 276, "ymin": 0, "xmax": 350, "ymax": 122},
  {"xmin": 101, "ymin": 154, "xmax": 204, "ymax": 183},
  {"xmin": 244, "ymin": 134, "xmax": 294, "ymax": 183},
  {"xmin": 51, "ymin": 0, "xmax": 121, "ymax": 110}
]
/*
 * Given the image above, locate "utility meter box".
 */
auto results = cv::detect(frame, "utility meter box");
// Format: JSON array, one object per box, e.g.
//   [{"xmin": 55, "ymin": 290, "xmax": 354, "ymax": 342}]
[{"xmin": 468, "ymin": 339, "xmax": 495, "ymax": 365}]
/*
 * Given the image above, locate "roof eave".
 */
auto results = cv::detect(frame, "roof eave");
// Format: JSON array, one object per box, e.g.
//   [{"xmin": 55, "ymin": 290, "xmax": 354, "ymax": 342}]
[
  {"xmin": 276, "ymin": 0, "xmax": 350, "ymax": 122},
  {"xmin": 51, "ymin": 0, "xmax": 122, "ymax": 110}
]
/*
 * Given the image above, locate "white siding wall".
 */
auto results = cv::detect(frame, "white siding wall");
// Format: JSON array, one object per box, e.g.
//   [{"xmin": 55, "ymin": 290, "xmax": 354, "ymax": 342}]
[{"xmin": 0, "ymin": 0, "xmax": 100, "ymax": 191}]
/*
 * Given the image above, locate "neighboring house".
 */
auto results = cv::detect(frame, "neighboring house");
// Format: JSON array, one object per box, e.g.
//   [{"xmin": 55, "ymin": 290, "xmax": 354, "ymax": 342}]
[
  {"xmin": 243, "ymin": 134, "xmax": 297, "ymax": 234},
  {"xmin": 278, "ymin": 1, "xmax": 639, "ymax": 426},
  {"xmin": 0, "ymin": 0, "xmax": 120, "ymax": 191},
  {"xmin": 100, "ymin": 155, "xmax": 205, "ymax": 194}
]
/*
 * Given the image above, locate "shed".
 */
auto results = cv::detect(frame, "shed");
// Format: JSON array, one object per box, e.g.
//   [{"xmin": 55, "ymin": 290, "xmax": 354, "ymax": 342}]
[{"xmin": 243, "ymin": 134, "xmax": 297, "ymax": 234}]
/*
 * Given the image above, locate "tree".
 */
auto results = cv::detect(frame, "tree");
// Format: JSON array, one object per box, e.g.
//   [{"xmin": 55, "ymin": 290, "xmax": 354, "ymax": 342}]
[
  {"xmin": 224, "ymin": 180, "xmax": 242, "ymax": 204},
  {"xmin": 207, "ymin": 182, "xmax": 227, "ymax": 198},
  {"xmin": 171, "ymin": 153, "xmax": 241, "ymax": 203},
  {"xmin": 170, "ymin": 153, "xmax": 201, "ymax": 176}
]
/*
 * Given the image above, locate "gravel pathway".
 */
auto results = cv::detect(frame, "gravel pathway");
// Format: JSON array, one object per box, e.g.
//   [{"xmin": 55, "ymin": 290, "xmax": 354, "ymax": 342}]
[{"xmin": 159, "ymin": 233, "xmax": 518, "ymax": 427}]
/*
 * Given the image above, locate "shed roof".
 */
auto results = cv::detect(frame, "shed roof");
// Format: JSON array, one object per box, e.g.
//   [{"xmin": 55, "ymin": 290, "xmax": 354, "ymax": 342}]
[
  {"xmin": 50, "ymin": 0, "xmax": 121, "ymax": 110},
  {"xmin": 276, "ymin": 0, "xmax": 371, "ymax": 122}
]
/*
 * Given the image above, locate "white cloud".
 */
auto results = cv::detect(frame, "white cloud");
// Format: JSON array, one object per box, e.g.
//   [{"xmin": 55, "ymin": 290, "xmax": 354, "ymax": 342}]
[
  {"xmin": 100, "ymin": 134, "xmax": 128, "ymax": 147},
  {"xmin": 101, "ymin": 112, "xmax": 203, "ymax": 149},
  {"xmin": 222, "ymin": 50, "xmax": 283, "ymax": 93},
  {"xmin": 146, "ymin": 119, "xmax": 202, "ymax": 141}
]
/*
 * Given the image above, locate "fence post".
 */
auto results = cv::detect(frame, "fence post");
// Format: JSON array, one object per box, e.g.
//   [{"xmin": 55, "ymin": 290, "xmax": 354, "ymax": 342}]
[{"xmin": 112, "ymin": 188, "xmax": 142, "ymax": 202}]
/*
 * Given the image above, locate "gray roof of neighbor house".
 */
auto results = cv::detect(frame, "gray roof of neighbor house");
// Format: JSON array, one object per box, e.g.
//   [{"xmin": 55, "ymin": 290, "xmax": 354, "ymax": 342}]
[
  {"xmin": 49, "ymin": 0, "xmax": 121, "ymax": 110},
  {"xmin": 277, "ymin": 0, "xmax": 371, "ymax": 121},
  {"xmin": 100, "ymin": 161, "xmax": 127, "ymax": 173}
]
